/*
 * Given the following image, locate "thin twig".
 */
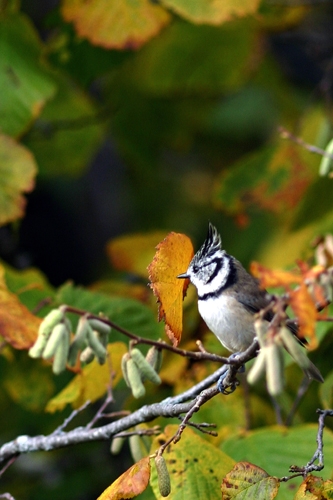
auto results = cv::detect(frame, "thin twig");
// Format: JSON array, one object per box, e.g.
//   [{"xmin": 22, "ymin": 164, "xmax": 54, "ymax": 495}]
[
  {"xmin": 59, "ymin": 305, "xmax": 234, "ymax": 365},
  {"xmin": 285, "ymin": 377, "xmax": 311, "ymax": 427},
  {"xmin": 0, "ymin": 456, "xmax": 19, "ymax": 478},
  {"xmin": 279, "ymin": 126, "xmax": 333, "ymax": 160},
  {"xmin": 159, "ymin": 386, "xmax": 220, "ymax": 454},
  {"xmin": 112, "ymin": 427, "xmax": 161, "ymax": 439},
  {"xmin": 176, "ymin": 416, "xmax": 217, "ymax": 436},
  {"xmin": 52, "ymin": 401, "xmax": 91, "ymax": 435},
  {"xmin": 280, "ymin": 408, "xmax": 333, "ymax": 481},
  {"xmin": 86, "ymin": 388, "xmax": 113, "ymax": 430}
]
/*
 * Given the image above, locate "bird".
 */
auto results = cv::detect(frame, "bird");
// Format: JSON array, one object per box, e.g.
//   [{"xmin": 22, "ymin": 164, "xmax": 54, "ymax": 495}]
[{"xmin": 177, "ymin": 223, "xmax": 323, "ymax": 387}]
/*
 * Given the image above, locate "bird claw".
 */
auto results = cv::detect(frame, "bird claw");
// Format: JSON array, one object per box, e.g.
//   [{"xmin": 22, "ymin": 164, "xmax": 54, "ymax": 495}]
[
  {"xmin": 217, "ymin": 354, "xmax": 245, "ymax": 394},
  {"xmin": 217, "ymin": 377, "xmax": 239, "ymax": 394},
  {"xmin": 217, "ymin": 370, "xmax": 240, "ymax": 394}
]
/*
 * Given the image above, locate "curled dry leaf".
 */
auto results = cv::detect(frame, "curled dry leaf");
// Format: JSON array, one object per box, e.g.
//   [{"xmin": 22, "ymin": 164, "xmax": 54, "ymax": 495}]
[{"xmin": 148, "ymin": 232, "xmax": 194, "ymax": 347}]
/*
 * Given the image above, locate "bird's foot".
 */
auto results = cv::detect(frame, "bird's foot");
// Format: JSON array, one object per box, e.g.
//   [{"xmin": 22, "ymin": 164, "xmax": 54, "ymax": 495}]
[
  {"xmin": 217, "ymin": 353, "xmax": 245, "ymax": 394},
  {"xmin": 217, "ymin": 372, "xmax": 239, "ymax": 394}
]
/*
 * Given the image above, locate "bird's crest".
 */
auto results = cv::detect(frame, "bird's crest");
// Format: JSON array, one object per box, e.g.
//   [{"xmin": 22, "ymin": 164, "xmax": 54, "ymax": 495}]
[{"xmin": 195, "ymin": 223, "xmax": 222, "ymax": 261}]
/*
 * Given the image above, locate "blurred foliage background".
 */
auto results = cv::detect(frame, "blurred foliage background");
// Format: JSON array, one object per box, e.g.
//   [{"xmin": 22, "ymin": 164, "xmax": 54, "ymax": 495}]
[{"xmin": 1, "ymin": 0, "xmax": 333, "ymax": 499}]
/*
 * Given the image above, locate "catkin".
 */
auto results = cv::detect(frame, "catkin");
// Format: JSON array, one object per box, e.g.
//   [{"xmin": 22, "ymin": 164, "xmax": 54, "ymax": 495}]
[
  {"xmin": 42, "ymin": 323, "xmax": 68, "ymax": 360},
  {"xmin": 52, "ymin": 327, "xmax": 70, "ymax": 374},
  {"xmin": 155, "ymin": 455, "xmax": 171, "ymax": 497},
  {"xmin": 247, "ymin": 349, "xmax": 266, "ymax": 386},
  {"xmin": 126, "ymin": 358, "xmax": 146, "ymax": 399},
  {"xmin": 29, "ymin": 309, "xmax": 64, "ymax": 358},
  {"xmin": 145, "ymin": 345, "xmax": 163, "ymax": 373},
  {"xmin": 130, "ymin": 348, "xmax": 161, "ymax": 385},
  {"xmin": 266, "ymin": 343, "xmax": 284, "ymax": 396}
]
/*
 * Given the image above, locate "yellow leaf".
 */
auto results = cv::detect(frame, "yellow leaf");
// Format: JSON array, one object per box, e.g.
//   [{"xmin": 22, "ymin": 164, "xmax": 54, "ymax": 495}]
[
  {"xmin": 106, "ymin": 231, "xmax": 167, "ymax": 279},
  {"xmin": 61, "ymin": 0, "xmax": 171, "ymax": 50},
  {"xmin": 97, "ymin": 456, "xmax": 150, "ymax": 500},
  {"xmin": 45, "ymin": 342, "xmax": 127, "ymax": 412},
  {"xmin": 0, "ymin": 134, "xmax": 37, "ymax": 226},
  {"xmin": 221, "ymin": 462, "xmax": 279, "ymax": 499},
  {"xmin": 148, "ymin": 232, "xmax": 194, "ymax": 346},
  {"xmin": 0, "ymin": 264, "xmax": 41, "ymax": 349},
  {"xmin": 160, "ymin": 0, "xmax": 260, "ymax": 25},
  {"xmin": 150, "ymin": 425, "xmax": 235, "ymax": 499}
]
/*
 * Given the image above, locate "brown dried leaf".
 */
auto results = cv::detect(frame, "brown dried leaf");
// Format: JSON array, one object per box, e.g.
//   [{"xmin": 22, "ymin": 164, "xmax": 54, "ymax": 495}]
[
  {"xmin": 148, "ymin": 232, "xmax": 194, "ymax": 346},
  {"xmin": 97, "ymin": 456, "xmax": 150, "ymax": 500}
]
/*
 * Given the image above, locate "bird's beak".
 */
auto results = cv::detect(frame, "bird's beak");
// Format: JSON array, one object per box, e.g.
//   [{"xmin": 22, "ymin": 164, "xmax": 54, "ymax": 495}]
[{"xmin": 177, "ymin": 272, "xmax": 189, "ymax": 279}]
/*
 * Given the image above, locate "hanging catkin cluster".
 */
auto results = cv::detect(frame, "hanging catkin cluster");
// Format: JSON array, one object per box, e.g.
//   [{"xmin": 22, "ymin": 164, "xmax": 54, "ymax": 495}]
[{"xmin": 29, "ymin": 308, "xmax": 111, "ymax": 373}]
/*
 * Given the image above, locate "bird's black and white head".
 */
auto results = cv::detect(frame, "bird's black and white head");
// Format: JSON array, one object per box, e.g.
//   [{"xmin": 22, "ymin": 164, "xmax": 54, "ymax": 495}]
[{"xmin": 178, "ymin": 223, "xmax": 234, "ymax": 298}]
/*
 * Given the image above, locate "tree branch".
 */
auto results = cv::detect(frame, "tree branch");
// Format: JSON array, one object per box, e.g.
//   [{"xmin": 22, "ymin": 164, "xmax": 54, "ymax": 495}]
[{"xmin": 0, "ymin": 362, "xmax": 234, "ymax": 467}]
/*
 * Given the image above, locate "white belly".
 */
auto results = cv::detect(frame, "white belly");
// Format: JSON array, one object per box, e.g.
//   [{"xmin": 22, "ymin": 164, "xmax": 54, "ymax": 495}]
[{"xmin": 198, "ymin": 295, "xmax": 257, "ymax": 353}]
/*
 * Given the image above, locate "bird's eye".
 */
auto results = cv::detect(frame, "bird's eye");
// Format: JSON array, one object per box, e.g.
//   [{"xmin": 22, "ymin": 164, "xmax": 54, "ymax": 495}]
[{"xmin": 192, "ymin": 264, "xmax": 199, "ymax": 273}]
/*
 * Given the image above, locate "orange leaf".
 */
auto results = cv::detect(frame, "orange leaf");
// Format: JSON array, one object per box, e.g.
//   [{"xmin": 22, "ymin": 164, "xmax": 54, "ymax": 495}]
[
  {"xmin": 250, "ymin": 262, "xmax": 302, "ymax": 288},
  {"xmin": 0, "ymin": 265, "xmax": 40, "ymax": 349},
  {"xmin": 221, "ymin": 461, "xmax": 279, "ymax": 499},
  {"xmin": 97, "ymin": 456, "xmax": 150, "ymax": 500},
  {"xmin": 148, "ymin": 232, "xmax": 194, "ymax": 347},
  {"xmin": 289, "ymin": 284, "xmax": 317, "ymax": 349}
]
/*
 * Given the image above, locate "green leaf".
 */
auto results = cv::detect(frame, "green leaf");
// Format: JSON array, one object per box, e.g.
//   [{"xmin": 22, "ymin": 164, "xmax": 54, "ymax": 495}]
[
  {"xmin": 0, "ymin": 134, "xmax": 37, "ymax": 225},
  {"xmin": 4, "ymin": 358, "xmax": 55, "ymax": 412},
  {"xmin": 221, "ymin": 425, "xmax": 333, "ymax": 500},
  {"xmin": 150, "ymin": 425, "xmax": 235, "ymax": 500},
  {"xmin": 319, "ymin": 369, "xmax": 333, "ymax": 410},
  {"xmin": 3, "ymin": 262, "xmax": 54, "ymax": 314},
  {"xmin": 123, "ymin": 17, "xmax": 256, "ymax": 95},
  {"xmin": 56, "ymin": 282, "xmax": 164, "ymax": 342},
  {"xmin": 160, "ymin": 0, "xmax": 260, "ymax": 25},
  {"xmin": 46, "ymin": 15, "xmax": 132, "ymax": 87},
  {"xmin": 23, "ymin": 73, "xmax": 105, "ymax": 177},
  {"xmin": 0, "ymin": 12, "xmax": 56, "ymax": 137},
  {"xmin": 214, "ymin": 143, "xmax": 315, "ymax": 219},
  {"xmin": 221, "ymin": 462, "xmax": 279, "ymax": 500}
]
